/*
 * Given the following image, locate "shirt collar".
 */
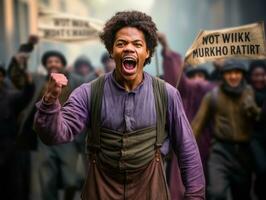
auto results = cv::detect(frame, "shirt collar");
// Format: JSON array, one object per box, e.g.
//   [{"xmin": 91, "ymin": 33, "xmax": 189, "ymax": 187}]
[{"xmin": 111, "ymin": 70, "xmax": 147, "ymax": 94}]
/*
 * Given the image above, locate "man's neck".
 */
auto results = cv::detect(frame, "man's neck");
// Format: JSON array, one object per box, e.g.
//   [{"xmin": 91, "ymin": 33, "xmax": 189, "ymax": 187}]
[{"xmin": 114, "ymin": 70, "xmax": 144, "ymax": 92}]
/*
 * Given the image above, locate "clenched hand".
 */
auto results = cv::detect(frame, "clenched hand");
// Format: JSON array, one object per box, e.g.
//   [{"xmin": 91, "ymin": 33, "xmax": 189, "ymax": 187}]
[{"xmin": 43, "ymin": 73, "xmax": 68, "ymax": 104}]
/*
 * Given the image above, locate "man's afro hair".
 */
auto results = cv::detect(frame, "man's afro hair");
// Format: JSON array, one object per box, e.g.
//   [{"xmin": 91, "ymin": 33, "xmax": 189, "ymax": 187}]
[{"xmin": 100, "ymin": 10, "xmax": 158, "ymax": 66}]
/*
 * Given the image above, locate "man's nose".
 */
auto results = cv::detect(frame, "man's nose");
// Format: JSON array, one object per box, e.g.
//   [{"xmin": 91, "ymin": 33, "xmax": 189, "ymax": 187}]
[
  {"xmin": 123, "ymin": 43, "xmax": 135, "ymax": 52},
  {"xmin": 231, "ymin": 72, "xmax": 237, "ymax": 78}
]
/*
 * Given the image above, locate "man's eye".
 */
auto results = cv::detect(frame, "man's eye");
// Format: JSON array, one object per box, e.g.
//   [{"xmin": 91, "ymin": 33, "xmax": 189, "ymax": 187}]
[
  {"xmin": 135, "ymin": 43, "xmax": 142, "ymax": 48},
  {"xmin": 116, "ymin": 42, "xmax": 124, "ymax": 47}
]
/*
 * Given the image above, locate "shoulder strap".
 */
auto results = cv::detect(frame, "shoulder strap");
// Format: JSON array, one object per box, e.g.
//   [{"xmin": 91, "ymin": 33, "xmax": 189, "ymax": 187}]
[
  {"xmin": 88, "ymin": 75, "xmax": 105, "ymax": 150},
  {"xmin": 87, "ymin": 75, "xmax": 168, "ymax": 149},
  {"xmin": 152, "ymin": 76, "xmax": 168, "ymax": 147}
]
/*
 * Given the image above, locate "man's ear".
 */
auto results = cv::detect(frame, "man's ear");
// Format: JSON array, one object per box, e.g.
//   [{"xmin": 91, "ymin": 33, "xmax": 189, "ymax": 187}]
[
  {"xmin": 110, "ymin": 50, "xmax": 114, "ymax": 58},
  {"xmin": 145, "ymin": 50, "xmax": 150, "ymax": 59}
]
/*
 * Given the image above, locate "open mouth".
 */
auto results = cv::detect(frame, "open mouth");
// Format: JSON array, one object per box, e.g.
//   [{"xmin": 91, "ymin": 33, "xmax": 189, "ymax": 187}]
[{"xmin": 122, "ymin": 57, "xmax": 137, "ymax": 75}]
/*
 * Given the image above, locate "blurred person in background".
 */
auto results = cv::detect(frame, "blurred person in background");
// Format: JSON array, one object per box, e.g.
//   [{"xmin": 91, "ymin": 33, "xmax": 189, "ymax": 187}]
[
  {"xmin": 36, "ymin": 51, "xmax": 83, "ymax": 200},
  {"xmin": 10, "ymin": 48, "xmax": 82, "ymax": 200},
  {"xmin": 0, "ymin": 61, "xmax": 14, "ymax": 88},
  {"xmin": 0, "ymin": 65, "xmax": 34, "ymax": 200},
  {"xmin": 101, "ymin": 52, "xmax": 116, "ymax": 73},
  {"xmin": 15, "ymin": 50, "xmax": 70, "ymax": 150},
  {"xmin": 192, "ymin": 60, "xmax": 260, "ymax": 200},
  {"xmin": 68, "ymin": 55, "xmax": 98, "ymax": 89},
  {"xmin": 185, "ymin": 65, "xmax": 209, "ymax": 81},
  {"xmin": 247, "ymin": 60, "xmax": 266, "ymax": 200},
  {"xmin": 8, "ymin": 35, "xmax": 39, "ymax": 90},
  {"xmin": 158, "ymin": 32, "xmax": 215, "ymax": 199},
  {"xmin": 209, "ymin": 59, "xmax": 225, "ymax": 83},
  {"xmin": 5, "ymin": 36, "xmax": 38, "ymax": 200}
]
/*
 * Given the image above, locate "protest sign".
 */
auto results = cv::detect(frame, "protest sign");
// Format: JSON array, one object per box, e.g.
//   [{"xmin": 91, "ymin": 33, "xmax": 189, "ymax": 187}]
[
  {"xmin": 185, "ymin": 22, "xmax": 266, "ymax": 65},
  {"xmin": 38, "ymin": 10, "xmax": 104, "ymax": 42}
]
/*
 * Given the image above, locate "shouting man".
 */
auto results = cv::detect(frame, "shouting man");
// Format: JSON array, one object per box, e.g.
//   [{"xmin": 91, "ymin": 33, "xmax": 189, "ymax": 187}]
[{"xmin": 34, "ymin": 11, "xmax": 205, "ymax": 200}]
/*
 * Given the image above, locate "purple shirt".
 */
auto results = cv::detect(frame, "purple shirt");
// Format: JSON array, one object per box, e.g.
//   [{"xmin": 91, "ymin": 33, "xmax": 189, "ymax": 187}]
[{"xmin": 34, "ymin": 71, "xmax": 205, "ymax": 199}]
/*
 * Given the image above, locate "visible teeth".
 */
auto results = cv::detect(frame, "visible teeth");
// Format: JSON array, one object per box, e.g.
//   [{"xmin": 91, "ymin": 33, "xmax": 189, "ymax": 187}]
[{"xmin": 123, "ymin": 57, "xmax": 136, "ymax": 62}]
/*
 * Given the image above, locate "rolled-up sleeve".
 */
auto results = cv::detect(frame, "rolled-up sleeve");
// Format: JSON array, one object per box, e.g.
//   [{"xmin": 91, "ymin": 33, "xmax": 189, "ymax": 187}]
[
  {"xmin": 34, "ymin": 83, "xmax": 91, "ymax": 145},
  {"xmin": 166, "ymin": 83, "xmax": 205, "ymax": 199}
]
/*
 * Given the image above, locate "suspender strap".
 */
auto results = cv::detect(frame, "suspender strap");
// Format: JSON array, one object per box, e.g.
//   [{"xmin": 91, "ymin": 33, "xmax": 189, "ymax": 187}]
[
  {"xmin": 89, "ymin": 75, "xmax": 105, "ymax": 150},
  {"xmin": 152, "ymin": 77, "xmax": 168, "ymax": 147},
  {"xmin": 88, "ymin": 75, "xmax": 168, "ymax": 150}
]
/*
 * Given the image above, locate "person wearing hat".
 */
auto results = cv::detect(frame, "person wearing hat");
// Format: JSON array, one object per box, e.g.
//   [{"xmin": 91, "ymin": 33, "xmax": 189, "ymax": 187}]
[
  {"xmin": 185, "ymin": 65, "xmax": 209, "ymax": 81},
  {"xmin": 192, "ymin": 60, "xmax": 261, "ymax": 200},
  {"xmin": 73, "ymin": 56, "xmax": 93, "ymax": 77},
  {"xmin": 68, "ymin": 55, "xmax": 99, "ymax": 90},
  {"xmin": 101, "ymin": 52, "xmax": 116, "ymax": 73},
  {"xmin": 17, "ymin": 50, "xmax": 82, "ymax": 200},
  {"xmin": 17, "ymin": 50, "xmax": 69, "ymax": 150},
  {"xmin": 40, "ymin": 51, "xmax": 85, "ymax": 200}
]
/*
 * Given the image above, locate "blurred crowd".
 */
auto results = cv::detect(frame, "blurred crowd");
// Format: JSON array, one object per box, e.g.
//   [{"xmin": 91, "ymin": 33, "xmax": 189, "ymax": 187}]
[
  {"xmin": 0, "ymin": 33, "xmax": 265, "ymax": 200},
  {"xmin": 0, "ymin": 35, "xmax": 115, "ymax": 200},
  {"xmin": 158, "ymin": 33, "xmax": 266, "ymax": 200}
]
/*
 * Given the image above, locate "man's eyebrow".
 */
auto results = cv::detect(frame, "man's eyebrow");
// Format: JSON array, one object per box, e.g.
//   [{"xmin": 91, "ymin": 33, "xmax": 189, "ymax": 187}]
[
  {"xmin": 115, "ymin": 39, "xmax": 127, "ymax": 42},
  {"xmin": 132, "ymin": 40, "xmax": 144, "ymax": 43},
  {"xmin": 115, "ymin": 39, "xmax": 144, "ymax": 43}
]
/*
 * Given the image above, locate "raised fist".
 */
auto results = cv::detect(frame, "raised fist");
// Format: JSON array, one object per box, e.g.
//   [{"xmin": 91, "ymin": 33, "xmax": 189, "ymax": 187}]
[
  {"xmin": 43, "ymin": 73, "xmax": 68, "ymax": 104},
  {"xmin": 28, "ymin": 35, "xmax": 39, "ymax": 45}
]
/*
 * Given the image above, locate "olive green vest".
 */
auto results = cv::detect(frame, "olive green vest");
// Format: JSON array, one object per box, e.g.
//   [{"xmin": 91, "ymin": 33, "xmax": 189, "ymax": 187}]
[{"xmin": 86, "ymin": 75, "xmax": 168, "ymax": 171}]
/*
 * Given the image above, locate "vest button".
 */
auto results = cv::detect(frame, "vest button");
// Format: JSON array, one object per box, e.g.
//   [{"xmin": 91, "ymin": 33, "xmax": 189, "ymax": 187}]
[
  {"xmin": 92, "ymin": 159, "xmax": 96, "ymax": 164},
  {"xmin": 119, "ymin": 161, "xmax": 125, "ymax": 169},
  {"xmin": 156, "ymin": 158, "xmax": 160, "ymax": 162},
  {"xmin": 121, "ymin": 149, "xmax": 126, "ymax": 157}
]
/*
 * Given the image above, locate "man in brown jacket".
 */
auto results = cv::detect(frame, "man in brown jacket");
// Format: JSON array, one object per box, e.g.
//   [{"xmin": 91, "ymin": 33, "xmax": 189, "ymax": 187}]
[{"xmin": 192, "ymin": 60, "xmax": 260, "ymax": 200}]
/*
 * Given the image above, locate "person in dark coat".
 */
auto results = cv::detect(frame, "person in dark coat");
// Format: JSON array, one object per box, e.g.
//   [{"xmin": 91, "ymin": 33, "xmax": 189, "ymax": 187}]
[
  {"xmin": 247, "ymin": 60, "xmax": 266, "ymax": 200},
  {"xmin": 0, "ymin": 66, "xmax": 34, "ymax": 200}
]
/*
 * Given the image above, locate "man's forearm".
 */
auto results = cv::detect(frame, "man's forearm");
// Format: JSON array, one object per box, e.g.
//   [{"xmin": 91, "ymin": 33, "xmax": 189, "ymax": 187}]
[
  {"xmin": 34, "ymin": 84, "xmax": 89, "ymax": 145},
  {"xmin": 34, "ymin": 99, "xmax": 66, "ymax": 145}
]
